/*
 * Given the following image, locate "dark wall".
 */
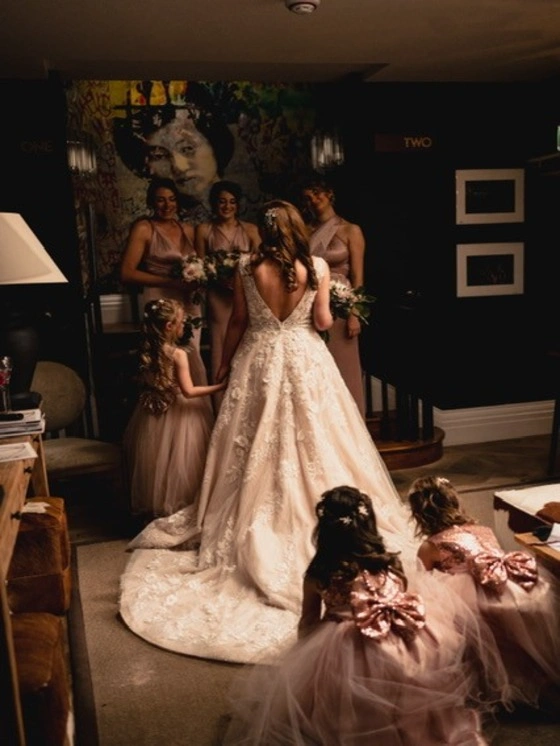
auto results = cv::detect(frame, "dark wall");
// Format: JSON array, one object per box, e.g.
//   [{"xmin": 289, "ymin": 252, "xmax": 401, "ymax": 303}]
[
  {"xmin": 1, "ymin": 76, "xmax": 558, "ymax": 410},
  {"xmin": 329, "ymin": 81, "xmax": 560, "ymax": 409},
  {"xmin": 0, "ymin": 75, "xmax": 89, "ymax": 383}
]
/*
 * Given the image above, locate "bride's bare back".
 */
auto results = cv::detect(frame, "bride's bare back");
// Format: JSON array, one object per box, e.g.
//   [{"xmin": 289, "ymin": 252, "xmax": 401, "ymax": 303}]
[{"xmin": 251, "ymin": 257, "xmax": 309, "ymax": 321}]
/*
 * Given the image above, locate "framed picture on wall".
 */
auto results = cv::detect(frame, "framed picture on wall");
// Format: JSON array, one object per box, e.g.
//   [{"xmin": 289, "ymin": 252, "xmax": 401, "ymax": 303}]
[
  {"xmin": 456, "ymin": 242, "xmax": 524, "ymax": 297},
  {"xmin": 455, "ymin": 168, "xmax": 524, "ymax": 224}
]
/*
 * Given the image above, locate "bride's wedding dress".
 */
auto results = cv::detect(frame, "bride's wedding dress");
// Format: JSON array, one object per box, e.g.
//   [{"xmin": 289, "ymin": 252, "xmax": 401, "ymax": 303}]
[{"xmin": 119, "ymin": 255, "xmax": 418, "ymax": 664}]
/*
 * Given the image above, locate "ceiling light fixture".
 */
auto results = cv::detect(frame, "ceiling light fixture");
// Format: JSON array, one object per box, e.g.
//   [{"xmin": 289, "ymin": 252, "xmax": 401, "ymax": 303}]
[{"xmin": 285, "ymin": 0, "xmax": 321, "ymax": 14}]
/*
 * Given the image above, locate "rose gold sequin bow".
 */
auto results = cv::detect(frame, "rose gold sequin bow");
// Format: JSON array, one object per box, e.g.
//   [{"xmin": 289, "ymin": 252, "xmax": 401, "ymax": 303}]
[
  {"xmin": 351, "ymin": 587, "xmax": 426, "ymax": 643},
  {"xmin": 470, "ymin": 551, "xmax": 538, "ymax": 593}
]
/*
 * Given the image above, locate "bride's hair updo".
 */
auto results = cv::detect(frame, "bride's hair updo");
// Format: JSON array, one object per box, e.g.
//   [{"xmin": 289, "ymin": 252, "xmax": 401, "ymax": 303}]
[{"xmin": 253, "ymin": 199, "xmax": 318, "ymax": 292}]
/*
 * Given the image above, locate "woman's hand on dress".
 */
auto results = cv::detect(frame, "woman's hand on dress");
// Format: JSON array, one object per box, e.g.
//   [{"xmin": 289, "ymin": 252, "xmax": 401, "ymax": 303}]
[{"xmin": 346, "ymin": 314, "xmax": 361, "ymax": 339}]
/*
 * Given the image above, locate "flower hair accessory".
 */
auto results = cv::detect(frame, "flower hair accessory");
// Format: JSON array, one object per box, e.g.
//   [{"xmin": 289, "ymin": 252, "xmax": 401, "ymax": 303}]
[
  {"xmin": 264, "ymin": 208, "xmax": 277, "ymax": 228},
  {"xmin": 144, "ymin": 298, "xmax": 166, "ymax": 318}
]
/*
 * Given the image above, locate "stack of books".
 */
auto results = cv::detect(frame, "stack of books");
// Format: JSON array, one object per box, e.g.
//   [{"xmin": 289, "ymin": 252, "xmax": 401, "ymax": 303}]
[{"xmin": 0, "ymin": 408, "xmax": 45, "ymax": 438}]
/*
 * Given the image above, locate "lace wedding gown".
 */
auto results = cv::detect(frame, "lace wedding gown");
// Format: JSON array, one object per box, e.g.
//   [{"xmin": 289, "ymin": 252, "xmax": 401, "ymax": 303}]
[{"xmin": 119, "ymin": 255, "xmax": 419, "ymax": 664}]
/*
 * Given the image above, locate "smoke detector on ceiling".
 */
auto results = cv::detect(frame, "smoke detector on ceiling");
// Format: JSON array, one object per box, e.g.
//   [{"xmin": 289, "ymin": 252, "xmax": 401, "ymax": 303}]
[{"xmin": 285, "ymin": 0, "xmax": 321, "ymax": 14}]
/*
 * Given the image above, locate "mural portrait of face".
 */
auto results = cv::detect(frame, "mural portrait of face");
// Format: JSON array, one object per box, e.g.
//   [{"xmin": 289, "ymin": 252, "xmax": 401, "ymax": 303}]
[
  {"xmin": 113, "ymin": 82, "xmax": 235, "ymax": 211},
  {"xmin": 145, "ymin": 110, "xmax": 220, "ymax": 202}
]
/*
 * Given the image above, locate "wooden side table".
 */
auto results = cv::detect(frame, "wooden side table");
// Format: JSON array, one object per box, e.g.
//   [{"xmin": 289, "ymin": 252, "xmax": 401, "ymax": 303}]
[
  {"xmin": 0, "ymin": 433, "xmax": 50, "ymax": 745},
  {"xmin": 514, "ymin": 530, "xmax": 560, "ymax": 578}
]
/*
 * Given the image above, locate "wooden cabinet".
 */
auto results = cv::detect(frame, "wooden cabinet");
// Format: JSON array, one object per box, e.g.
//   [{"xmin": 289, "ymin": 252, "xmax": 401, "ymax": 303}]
[
  {"xmin": 515, "ymin": 530, "xmax": 560, "ymax": 579},
  {"xmin": 0, "ymin": 434, "xmax": 49, "ymax": 745}
]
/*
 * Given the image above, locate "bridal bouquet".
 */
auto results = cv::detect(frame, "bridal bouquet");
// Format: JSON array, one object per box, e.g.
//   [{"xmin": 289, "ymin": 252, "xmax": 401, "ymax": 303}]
[
  {"xmin": 204, "ymin": 248, "xmax": 241, "ymax": 290},
  {"xmin": 329, "ymin": 280, "xmax": 376, "ymax": 324},
  {"xmin": 171, "ymin": 255, "xmax": 207, "ymax": 304}
]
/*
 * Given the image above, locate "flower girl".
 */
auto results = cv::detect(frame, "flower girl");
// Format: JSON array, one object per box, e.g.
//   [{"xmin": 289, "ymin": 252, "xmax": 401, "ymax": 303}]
[
  {"xmin": 123, "ymin": 298, "xmax": 226, "ymax": 521},
  {"xmin": 224, "ymin": 486, "xmax": 509, "ymax": 745},
  {"xmin": 407, "ymin": 475, "xmax": 560, "ymax": 709}
]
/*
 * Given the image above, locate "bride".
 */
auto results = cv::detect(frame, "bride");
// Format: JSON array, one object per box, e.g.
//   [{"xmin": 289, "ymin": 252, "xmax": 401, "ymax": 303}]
[{"xmin": 119, "ymin": 199, "xmax": 419, "ymax": 664}]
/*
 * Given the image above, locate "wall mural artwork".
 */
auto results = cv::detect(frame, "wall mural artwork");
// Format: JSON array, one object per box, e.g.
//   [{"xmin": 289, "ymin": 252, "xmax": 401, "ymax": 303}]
[{"xmin": 65, "ymin": 79, "xmax": 317, "ymax": 290}]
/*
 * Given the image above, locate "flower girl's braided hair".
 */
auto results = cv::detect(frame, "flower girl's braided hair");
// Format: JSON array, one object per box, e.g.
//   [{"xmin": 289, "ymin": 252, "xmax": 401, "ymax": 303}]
[
  {"xmin": 137, "ymin": 298, "xmax": 179, "ymax": 416},
  {"xmin": 253, "ymin": 199, "xmax": 318, "ymax": 291},
  {"xmin": 306, "ymin": 485, "xmax": 405, "ymax": 589},
  {"xmin": 406, "ymin": 475, "xmax": 476, "ymax": 538}
]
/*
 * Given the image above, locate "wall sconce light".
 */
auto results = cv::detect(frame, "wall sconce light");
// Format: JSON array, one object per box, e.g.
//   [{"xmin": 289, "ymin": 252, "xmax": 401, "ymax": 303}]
[
  {"xmin": 311, "ymin": 130, "xmax": 345, "ymax": 171},
  {"xmin": 66, "ymin": 130, "xmax": 101, "ymax": 323},
  {"xmin": 67, "ymin": 132, "xmax": 97, "ymax": 176}
]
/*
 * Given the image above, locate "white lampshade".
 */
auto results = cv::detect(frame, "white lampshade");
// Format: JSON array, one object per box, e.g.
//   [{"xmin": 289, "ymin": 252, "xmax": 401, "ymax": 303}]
[{"xmin": 0, "ymin": 213, "xmax": 68, "ymax": 284}]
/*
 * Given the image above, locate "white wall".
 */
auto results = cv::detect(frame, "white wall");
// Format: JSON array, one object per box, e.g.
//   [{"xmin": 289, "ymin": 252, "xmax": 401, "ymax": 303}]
[{"xmin": 369, "ymin": 376, "xmax": 553, "ymax": 446}]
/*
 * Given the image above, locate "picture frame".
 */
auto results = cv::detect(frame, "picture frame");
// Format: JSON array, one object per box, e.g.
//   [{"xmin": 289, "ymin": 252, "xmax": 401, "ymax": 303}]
[
  {"xmin": 455, "ymin": 168, "xmax": 524, "ymax": 224},
  {"xmin": 456, "ymin": 242, "xmax": 524, "ymax": 297}
]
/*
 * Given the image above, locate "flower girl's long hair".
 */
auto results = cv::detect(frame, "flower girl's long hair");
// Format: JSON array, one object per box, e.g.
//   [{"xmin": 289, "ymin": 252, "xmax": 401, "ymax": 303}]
[
  {"xmin": 137, "ymin": 298, "xmax": 179, "ymax": 416},
  {"xmin": 306, "ymin": 485, "xmax": 406, "ymax": 590},
  {"xmin": 253, "ymin": 199, "xmax": 318, "ymax": 292}
]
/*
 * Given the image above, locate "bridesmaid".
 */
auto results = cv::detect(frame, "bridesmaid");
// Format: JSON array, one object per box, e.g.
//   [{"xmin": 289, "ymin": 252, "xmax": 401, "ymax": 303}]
[
  {"xmin": 301, "ymin": 176, "xmax": 367, "ymax": 417},
  {"xmin": 195, "ymin": 180, "xmax": 259, "ymax": 407},
  {"xmin": 120, "ymin": 176, "xmax": 208, "ymax": 401},
  {"xmin": 120, "ymin": 176, "xmax": 205, "ymax": 352}
]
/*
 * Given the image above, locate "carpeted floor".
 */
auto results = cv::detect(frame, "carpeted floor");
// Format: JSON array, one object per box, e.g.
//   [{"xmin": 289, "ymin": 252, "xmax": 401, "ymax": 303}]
[{"xmin": 65, "ymin": 434, "xmax": 560, "ymax": 746}]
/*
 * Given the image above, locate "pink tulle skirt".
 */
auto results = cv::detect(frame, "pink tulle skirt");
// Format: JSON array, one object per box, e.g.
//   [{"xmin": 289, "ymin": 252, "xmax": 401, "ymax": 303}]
[
  {"xmin": 432, "ymin": 566, "xmax": 560, "ymax": 706},
  {"xmin": 223, "ymin": 570, "xmax": 508, "ymax": 745}
]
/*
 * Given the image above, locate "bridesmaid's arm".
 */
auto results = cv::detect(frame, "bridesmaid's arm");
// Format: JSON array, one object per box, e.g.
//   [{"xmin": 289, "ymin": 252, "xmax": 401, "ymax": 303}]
[
  {"xmin": 121, "ymin": 219, "xmax": 183, "ymax": 290},
  {"xmin": 347, "ymin": 222, "xmax": 365, "ymax": 289},
  {"xmin": 313, "ymin": 262, "xmax": 333, "ymax": 332},
  {"xmin": 346, "ymin": 222, "xmax": 366, "ymax": 339},
  {"xmin": 194, "ymin": 222, "xmax": 209, "ymax": 259},
  {"xmin": 215, "ymin": 269, "xmax": 248, "ymax": 382},
  {"xmin": 181, "ymin": 221, "xmax": 195, "ymax": 247}
]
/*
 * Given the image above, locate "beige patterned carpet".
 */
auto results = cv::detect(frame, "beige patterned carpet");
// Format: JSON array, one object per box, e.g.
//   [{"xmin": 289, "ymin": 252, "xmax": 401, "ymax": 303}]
[{"xmin": 65, "ymin": 434, "xmax": 560, "ymax": 745}]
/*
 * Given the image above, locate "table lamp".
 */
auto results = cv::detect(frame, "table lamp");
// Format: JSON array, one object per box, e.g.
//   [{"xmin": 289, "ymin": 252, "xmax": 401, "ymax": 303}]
[{"xmin": 0, "ymin": 212, "xmax": 68, "ymax": 408}]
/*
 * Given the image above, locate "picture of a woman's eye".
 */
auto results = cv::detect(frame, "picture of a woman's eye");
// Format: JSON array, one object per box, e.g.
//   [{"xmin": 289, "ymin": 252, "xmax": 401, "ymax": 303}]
[
  {"xmin": 177, "ymin": 143, "xmax": 196, "ymax": 156},
  {"xmin": 148, "ymin": 147, "xmax": 170, "ymax": 162}
]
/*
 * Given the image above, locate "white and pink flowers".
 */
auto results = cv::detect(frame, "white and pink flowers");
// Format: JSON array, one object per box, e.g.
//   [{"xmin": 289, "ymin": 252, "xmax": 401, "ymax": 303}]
[{"xmin": 328, "ymin": 280, "xmax": 375, "ymax": 324}]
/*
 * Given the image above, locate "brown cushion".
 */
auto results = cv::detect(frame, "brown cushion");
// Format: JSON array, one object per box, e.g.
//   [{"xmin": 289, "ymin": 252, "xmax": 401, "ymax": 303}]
[
  {"xmin": 12, "ymin": 612, "xmax": 69, "ymax": 746},
  {"xmin": 8, "ymin": 497, "xmax": 71, "ymax": 614}
]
